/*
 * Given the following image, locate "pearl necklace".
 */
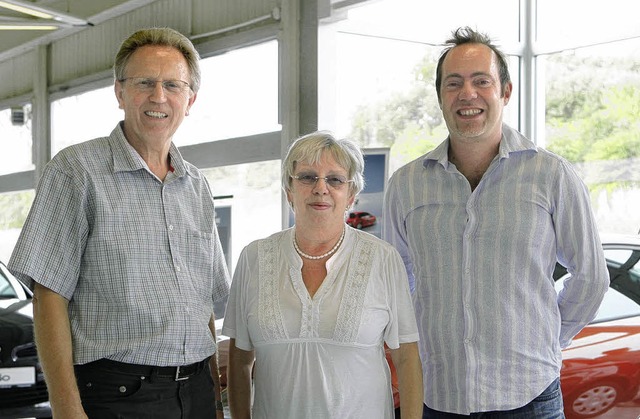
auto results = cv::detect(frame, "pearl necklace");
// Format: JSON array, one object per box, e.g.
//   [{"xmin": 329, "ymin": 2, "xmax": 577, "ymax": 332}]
[{"xmin": 293, "ymin": 227, "xmax": 346, "ymax": 260}]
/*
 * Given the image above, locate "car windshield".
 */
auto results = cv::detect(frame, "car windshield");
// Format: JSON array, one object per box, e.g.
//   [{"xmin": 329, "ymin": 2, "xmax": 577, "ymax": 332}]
[
  {"xmin": 555, "ymin": 246, "xmax": 640, "ymax": 323},
  {"xmin": 0, "ymin": 271, "xmax": 19, "ymax": 299}
]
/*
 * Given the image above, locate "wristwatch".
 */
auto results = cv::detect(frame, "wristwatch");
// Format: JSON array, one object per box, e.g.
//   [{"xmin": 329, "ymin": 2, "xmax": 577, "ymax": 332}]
[{"xmin": 215, "ymin": 400, "xmax": 224, "ymax": 411}]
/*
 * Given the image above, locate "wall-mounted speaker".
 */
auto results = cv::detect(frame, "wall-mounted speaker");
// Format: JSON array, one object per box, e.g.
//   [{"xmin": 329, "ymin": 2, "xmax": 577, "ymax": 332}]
[{"xmin": 11, "ymin": 107, "xmax": 25, "ymax": 126}]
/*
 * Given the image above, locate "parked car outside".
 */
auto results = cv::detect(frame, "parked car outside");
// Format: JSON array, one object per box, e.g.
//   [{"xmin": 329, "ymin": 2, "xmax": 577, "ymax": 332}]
[
  {"xmin": 556, "ymin": 234, "xmax": 640, "ymax": 418},
  {"xmin": 346, "ymin": 211, "xmax": 377, "ymax": 229},
  {"xmin": 0, "ymin": 261, "xmax": 51, "ymax": 419}
]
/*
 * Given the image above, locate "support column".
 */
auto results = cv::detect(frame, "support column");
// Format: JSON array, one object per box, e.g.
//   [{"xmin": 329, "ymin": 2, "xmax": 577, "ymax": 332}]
[{"xmin": 32, "ymin": 44, "xmax": 51, "ymax": 185}]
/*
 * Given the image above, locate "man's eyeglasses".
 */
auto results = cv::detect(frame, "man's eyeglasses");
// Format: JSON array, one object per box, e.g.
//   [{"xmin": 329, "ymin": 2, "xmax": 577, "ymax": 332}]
[
  {"xmin": 292, "ymin": 174, "xmax": 353, "ymax": 188},
  {"xmin": 119, "ymin": 77, "xmax": 192, "ymax": 95}
]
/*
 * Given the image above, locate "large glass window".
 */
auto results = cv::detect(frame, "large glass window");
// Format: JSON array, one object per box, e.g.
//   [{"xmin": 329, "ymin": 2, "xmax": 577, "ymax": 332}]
[
  {"xmin": 541, "ymin": 39, "xmax": 640, "ymax": 234},
  {"xmin": 536, "ymin": 0, "xmax": 640, "ymax": 46},
  {"xmin": 320, "ymin": 0, "xmax": 639, "ymax": 235},
  {"xmin": 174, "ymin": 40, "xmax": 280, "ymax": 146},
  {"xmin": 319, "ymin": 0, "xmax": 520, "ymax": 173},
  {"xmin": 0, "ymin": 105, "xmax": 34, "ymax": 175},
  {"xmin": 51, "ymin": 86, "xmax": 122, "ymax": 156},
  {"xmin": 203, "ymin": 160, "xmax": 282, "ymax": 273},
  {"xmin": 50, "ymin": 40, "xmax": 279, "ymax": 153},
  {"xmin": 0, "ymin": 190, "xmax": 34, "ymax": 263}
]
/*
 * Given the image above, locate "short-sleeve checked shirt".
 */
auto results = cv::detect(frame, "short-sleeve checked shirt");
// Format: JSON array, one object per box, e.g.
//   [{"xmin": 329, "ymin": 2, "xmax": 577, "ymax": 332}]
[{"xmin": 9, "ymin": 123, "xmax": 230, "ymax": 366}]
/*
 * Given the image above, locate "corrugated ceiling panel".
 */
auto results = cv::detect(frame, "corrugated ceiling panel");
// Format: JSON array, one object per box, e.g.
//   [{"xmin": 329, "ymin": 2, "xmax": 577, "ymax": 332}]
[
  {"xmin": 192, "ymin": 0, "xmax": 277, "ymax": 36},
  {"xmin": 50, "ymin": 0, "xmax": 192, "ymax": 86},
  {"xmin": 1, "ymin": 0, "xmax": 280, "ymax": 101},
  {"xmin": 0, "ymin": 53, "xmax": 35, "ymax": 99}
]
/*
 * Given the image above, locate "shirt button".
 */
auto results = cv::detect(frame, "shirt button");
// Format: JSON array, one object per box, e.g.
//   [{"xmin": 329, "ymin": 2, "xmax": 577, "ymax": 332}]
[
  {"xmin": 176, "ymin": 266, "xmax": 181, "ymax": 272},
  {"xmin": 169, "ymin": 225, "xmax": 174, "ymax": 230},
  {"xmin": 119, "ymin": 386, "xmax": 127, "ymax": 393}
]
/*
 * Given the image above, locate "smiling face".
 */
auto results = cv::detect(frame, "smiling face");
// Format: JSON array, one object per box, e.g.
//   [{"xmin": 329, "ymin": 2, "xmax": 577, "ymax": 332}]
[
  {"xmin": 115, "ymin": 45, "xmax": 196, "ymax": 149},
  {"xmin": 439, "ymin": 43, "xmax": 511, "ymax": 145},
  {"xmin": 287, "ymin": 151, "xmax": 355, "ymax": 231}
]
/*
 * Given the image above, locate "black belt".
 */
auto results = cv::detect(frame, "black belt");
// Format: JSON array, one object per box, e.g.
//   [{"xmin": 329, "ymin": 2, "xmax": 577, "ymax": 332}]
[{"xmin": 77, "ymin": 357, "xmax": 210, "ymax": 381}]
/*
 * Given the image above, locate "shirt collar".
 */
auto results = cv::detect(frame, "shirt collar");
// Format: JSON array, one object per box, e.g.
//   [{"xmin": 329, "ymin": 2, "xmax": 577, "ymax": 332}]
[
  {"xmin": 423, "ymin": 122, "xmax": 538, "ymax": 168},
  {"xmin": 109, "ymin": 122, "xmax": 195, "ymax": 178}
]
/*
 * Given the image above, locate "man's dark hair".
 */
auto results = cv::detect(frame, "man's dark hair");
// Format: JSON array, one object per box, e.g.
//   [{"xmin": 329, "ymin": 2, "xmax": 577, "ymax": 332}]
[{"xmin": 435, "ymin": 26, "xmax": 511, "ymax": 103}]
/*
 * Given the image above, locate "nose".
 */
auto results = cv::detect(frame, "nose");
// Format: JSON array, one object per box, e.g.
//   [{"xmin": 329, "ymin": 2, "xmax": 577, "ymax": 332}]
[
  {"xmin": 149, "ymin": 81, "xmax": 168, "ymax": 102},
  {"xmin": 458, "ymin": 80, "xmax": 477, "ymax": 101},
  {"xmin": 311, "ymin": 177, "xmax": 330, "ymax": 194}
]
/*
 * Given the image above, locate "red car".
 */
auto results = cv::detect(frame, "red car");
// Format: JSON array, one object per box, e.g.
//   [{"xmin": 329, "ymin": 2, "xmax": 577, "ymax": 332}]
[
  {"xmin": 346, "ymin": 211, "xmax": 377, "ymax": 229},
  {"xmin": 555, "ymin": 234, "xmax": 640, "ymax": 418}
]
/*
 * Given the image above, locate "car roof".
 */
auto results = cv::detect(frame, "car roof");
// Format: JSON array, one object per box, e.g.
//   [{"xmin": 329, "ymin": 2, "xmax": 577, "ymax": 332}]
[{"xmin": 601, "ymin": 233, "xmax": 640, "ymax": 248}]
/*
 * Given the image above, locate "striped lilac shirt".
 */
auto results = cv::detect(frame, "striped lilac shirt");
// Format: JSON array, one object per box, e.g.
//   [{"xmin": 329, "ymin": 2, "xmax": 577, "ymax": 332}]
[
  {"xmin": 9, "ymin": 123, "xmax": 230, "ymax": 367},
  {"xmin": 383, "ymin": 123, "xmax": 609, "ymax": 414}
]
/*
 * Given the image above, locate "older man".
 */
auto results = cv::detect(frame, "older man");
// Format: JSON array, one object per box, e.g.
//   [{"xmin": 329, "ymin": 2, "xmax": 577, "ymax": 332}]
[{"xmin": 9, "ymin": 28, "xmax": 229, "ymax": 419}]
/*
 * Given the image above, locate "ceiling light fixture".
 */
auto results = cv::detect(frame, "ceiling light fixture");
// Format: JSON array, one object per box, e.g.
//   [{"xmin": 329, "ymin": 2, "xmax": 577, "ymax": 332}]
[
  {"xmin": 0, "ymin": 24, "xmax": 58, "ymax": 30},
  {"xmin": 0, "ymin": 0, "xmax": 51, "ymax": 19},
  {"xmin": 0, "ymin": 0, "xmax": 89, "ymax": 26}
]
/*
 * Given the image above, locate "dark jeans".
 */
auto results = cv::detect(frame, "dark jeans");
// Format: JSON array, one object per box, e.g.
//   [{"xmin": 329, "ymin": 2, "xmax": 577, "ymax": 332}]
[
  {"xmin": 423, "ymin": 377, "xmax": 565, "ymax": 419},
  {"xmin": 74, "ymin": 358, "xmax": 216, "ymax": 419}
]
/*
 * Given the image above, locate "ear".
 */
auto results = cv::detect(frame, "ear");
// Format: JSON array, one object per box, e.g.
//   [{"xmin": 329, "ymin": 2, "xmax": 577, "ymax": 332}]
[
  {"xmin": 347, "ymin": 193, "xmax": 356, "ymax": 210},
  {"xmin": 286, "ymin": 189, "xmax": 293, "ymax": 209},
  {"xmin": 502, "ymin": 81, "xmax": 513, "ymax": 105},
  {"xmin": 115, "ymin": 81, "xmax": 125, "ymax": 110},
  {"xmin": 186, "ymin": 91, "xmax": 197, "ymax": 116}
]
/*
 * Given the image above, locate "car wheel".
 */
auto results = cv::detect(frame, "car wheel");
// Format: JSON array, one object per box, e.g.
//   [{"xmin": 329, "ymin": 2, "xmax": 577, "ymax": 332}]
[
  {"xmin": 566, "ymin": 382, "xmax": 620, "ymax": 418},
  {"xmin": 356, "ymin": 223, "xmax": 362, "ymax": 229}
]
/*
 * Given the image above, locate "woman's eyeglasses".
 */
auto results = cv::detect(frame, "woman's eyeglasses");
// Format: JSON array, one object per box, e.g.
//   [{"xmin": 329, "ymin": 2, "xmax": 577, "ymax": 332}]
[
  {"xmin": 292, "ymin": 174, "xmax": 353, "ymax": 188},
  {"xmin": 119, "ymin": 77, "xmax": 192, "ymax": 96}
]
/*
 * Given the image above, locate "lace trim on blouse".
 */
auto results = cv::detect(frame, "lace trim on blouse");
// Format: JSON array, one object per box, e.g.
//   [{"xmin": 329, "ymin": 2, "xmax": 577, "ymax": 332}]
[
  {"xmin": 334, "ymin": 239, "xmax": 374, "ymax": 342},
  {"xmin": 257, "ymin": 230, "xmax": 375, "ymax": 343},
  {"xmin": 258, "ymin": 237, "xmax": 289, "ymax": 341}
]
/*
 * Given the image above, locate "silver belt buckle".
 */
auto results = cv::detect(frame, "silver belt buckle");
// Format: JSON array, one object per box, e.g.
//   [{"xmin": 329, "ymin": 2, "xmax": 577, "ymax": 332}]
[{"xmin": 174, "ymin": 365, "xmax": 189, "ymax": 381}]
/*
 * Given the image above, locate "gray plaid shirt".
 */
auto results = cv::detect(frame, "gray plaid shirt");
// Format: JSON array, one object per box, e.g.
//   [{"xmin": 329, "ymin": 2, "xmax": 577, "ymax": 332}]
[{"xmin": 9, "ymin": 123, "xmax": 230, "ymax": 366}]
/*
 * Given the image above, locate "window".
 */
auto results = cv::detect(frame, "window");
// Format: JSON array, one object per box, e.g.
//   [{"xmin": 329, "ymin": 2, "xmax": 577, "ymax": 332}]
[
  {"xmin": 51, "ymin": 86, "xmax": 122, "ymax": 156},
  {"xmin": 555, "ymin": 245, "xmax": 640, "ymax": 323},
  {"xmin": 319, "ymin": 0, "xmax": 639, "ymax": 235},
  {"xmin": 541, "ymin": 39, "xmax": 640, "ymax": 234},
  {"xmin": 536, "ymin": 0, "xmax": 640, "ymax": 46},
  {"xmin": 0, "ymin": 190, "xmax": 34, "ymax": 263},
  {"xmin": 203, "ymin": 160, "xmax": 282, "ymax": 273},
  {"xmin": 319, "ymin": 0, "xmax": 520, "ymax": 174},
  {"xmin": 174, "ymin": 40, "xmax": 280, "ymax": 146},
  {"xmin": 0, "ymin": 105, "xmax": 33, "ymax": 175}
]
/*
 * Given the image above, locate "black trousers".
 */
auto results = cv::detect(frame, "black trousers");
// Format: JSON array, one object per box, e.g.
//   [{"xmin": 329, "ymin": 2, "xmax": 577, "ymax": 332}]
[{"xmin": 74, "ymin": 358, "xmax": 216, "ymax": 419}]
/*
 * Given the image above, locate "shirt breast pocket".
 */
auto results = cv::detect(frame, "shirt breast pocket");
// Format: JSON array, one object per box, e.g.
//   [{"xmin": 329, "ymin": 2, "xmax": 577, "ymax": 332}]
[{"xmin": 185, "ymin": 229, "xmax": 214, "ymax": 295}]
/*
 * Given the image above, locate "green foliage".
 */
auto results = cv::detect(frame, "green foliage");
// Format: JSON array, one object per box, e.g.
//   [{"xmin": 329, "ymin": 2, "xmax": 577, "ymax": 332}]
[
  {"xmin": 547, "ymin": 83, "xmax": 640, "ymax": 163},
  {"xmin": 545, "ymin": 52, "xmax": 640, "ymax": 164},
  {"xmin": 0, "ymin": 190, "xmax": 34, "ymax": 230},
  {"xmin": 349, "ymin": 52, "xmax": 444, "ymax": 161},
  {"xmin": 349, "ymin": 46, "xmax": 640, "ymax": 177}
]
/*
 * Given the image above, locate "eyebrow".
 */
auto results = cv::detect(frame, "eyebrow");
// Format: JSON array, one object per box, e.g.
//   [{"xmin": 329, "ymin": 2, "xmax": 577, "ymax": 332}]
[
  {"xmin": 445, "ymin": 71, "xmax": 493, "ymax": 80},
  {"xmin": 295, "ymin": 170, "xmax": 347, "ymax": 176}
]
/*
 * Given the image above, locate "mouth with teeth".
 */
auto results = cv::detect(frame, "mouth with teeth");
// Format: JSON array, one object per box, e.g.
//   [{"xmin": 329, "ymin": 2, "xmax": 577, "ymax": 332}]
[
  {"xmin": 458, "ymin": 108, "xmax": 482, "ymax": 116},
  {"xmin": 145, "ymin": 111, "xmax": 168, "ymax": 118}
]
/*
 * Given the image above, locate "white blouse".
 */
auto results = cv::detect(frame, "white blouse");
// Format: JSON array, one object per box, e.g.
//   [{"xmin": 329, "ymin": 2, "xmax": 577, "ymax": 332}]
[{"xmin": 222, "ymin": 226, "xmax": 418, "ymax": 419}]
